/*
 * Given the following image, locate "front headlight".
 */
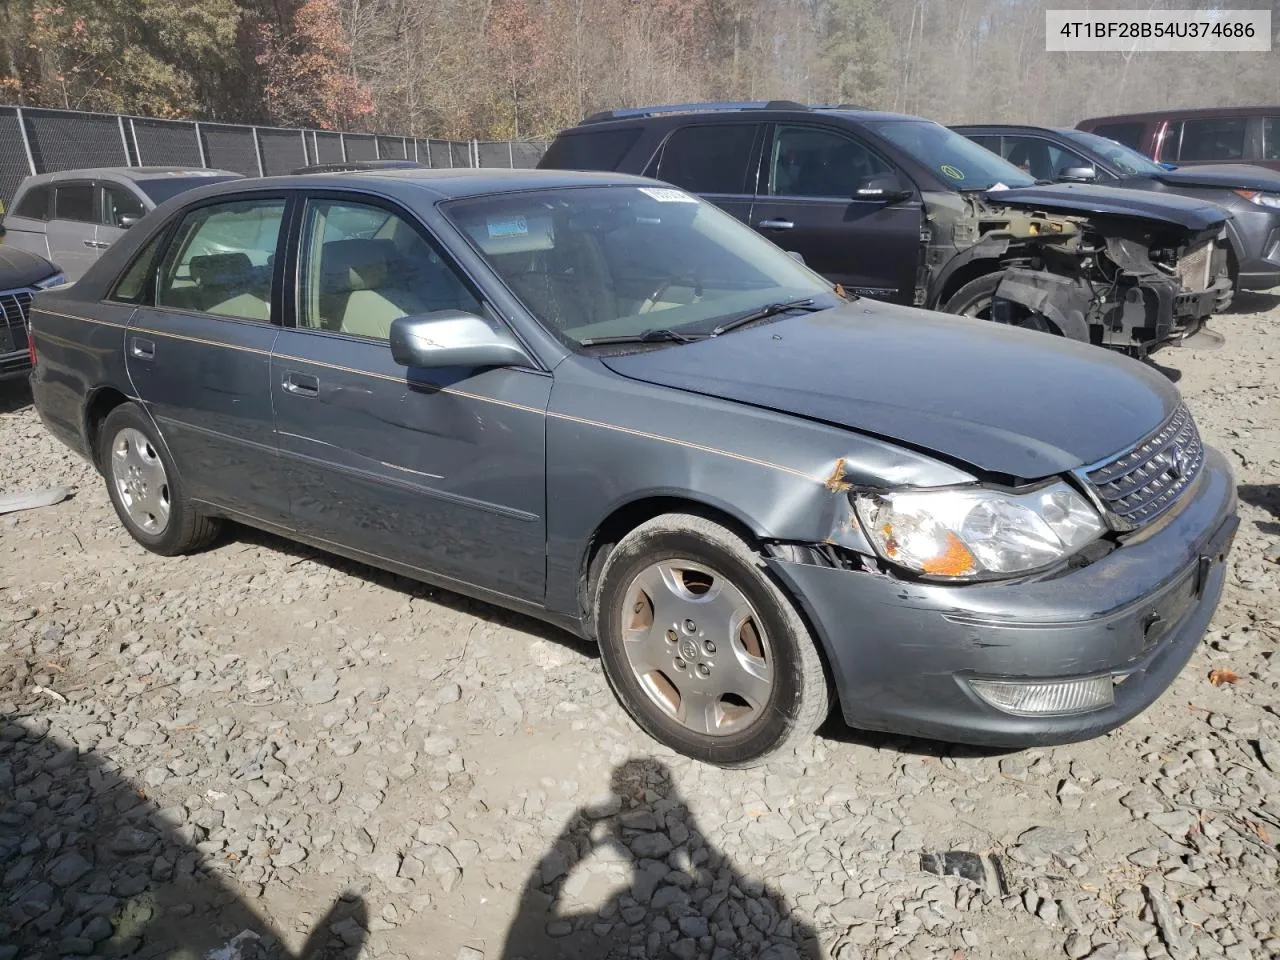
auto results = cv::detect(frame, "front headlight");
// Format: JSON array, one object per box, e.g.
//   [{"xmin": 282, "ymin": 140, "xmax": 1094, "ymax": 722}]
[
  {"xmin": 34, "ymin": 272, "xmax": 66, "ymax": 290},
  {"xmin": 1234, "ymin": 189, "xmax": 1280, "ymax": 210},
  {"xmin": 853, "ymin": 481, "xmax": 1106, "ymax": 580}
]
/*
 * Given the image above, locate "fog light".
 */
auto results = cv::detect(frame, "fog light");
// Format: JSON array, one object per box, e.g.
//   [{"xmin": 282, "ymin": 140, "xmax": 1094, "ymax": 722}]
[{"xmin": 968, "ymin": 675, "xmax": 1114, "ymax": 716}]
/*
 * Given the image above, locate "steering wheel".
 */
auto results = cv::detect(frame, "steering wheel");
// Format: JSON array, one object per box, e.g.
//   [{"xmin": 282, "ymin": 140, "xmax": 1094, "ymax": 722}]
[{"xmin": 639, "ymin": 273, "xmax": 703, "ymax": 314}]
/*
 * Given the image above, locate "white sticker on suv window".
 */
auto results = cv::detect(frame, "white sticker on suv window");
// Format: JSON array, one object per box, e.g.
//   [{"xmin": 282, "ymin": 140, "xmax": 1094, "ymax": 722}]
[
  {"xmin": 487, "ymin": 216, "xmax": 529, "ymax": 238},
  {"xmin": 639, "ymin": 187, "xmax": 697, "ymax": 203}
]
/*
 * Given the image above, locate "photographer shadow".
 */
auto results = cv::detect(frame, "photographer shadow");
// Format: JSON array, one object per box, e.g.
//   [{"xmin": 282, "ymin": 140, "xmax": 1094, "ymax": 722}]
[
  {"xmin": 501, "ymin": 758, "xmax": 820, "ymax": 960},
  {"xmin": 0, "ymin": 714, "xmax": 366, "ymax": 959}
]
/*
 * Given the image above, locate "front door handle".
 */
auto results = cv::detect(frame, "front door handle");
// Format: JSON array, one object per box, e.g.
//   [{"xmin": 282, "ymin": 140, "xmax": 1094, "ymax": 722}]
[
  {"xmin": 82, "ymin": 240, "xmax": 109, "ymax": 249},
  {"xmin": 130, "ymin": 337, "xmax": 155, "ymax": 360},
  {"xmin": 282, "ymin": 371, "xmax": 319, "ymax": 397},
  {"xmin": 757, "ymin": 219, "xmax": 795, "ymax": 230}
]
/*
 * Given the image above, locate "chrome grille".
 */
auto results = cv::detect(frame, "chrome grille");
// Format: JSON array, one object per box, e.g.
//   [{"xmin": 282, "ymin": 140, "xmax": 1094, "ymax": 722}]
[
  {"xmin": 0, "ymin": 288, "xmax": 34, "ymax": 357},
  {"xmin": 1083, "ymin": 404, "xmax": 1204, "ymax": 529},
  {"xmin": 1175, "ymin": 241, "xmax": 1212, "ymax": 293}
]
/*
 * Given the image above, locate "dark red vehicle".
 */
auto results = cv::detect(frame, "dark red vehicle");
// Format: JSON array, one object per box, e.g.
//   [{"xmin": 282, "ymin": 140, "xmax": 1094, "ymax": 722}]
[{"xmin": 1076, "ymin": 106, "xmax": 1280, "ymax": 172}]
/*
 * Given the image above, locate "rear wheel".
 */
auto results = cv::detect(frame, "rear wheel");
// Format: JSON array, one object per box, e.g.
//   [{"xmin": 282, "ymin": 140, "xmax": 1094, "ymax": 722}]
[
  {"xmin": 594, "ymin": 514, "xmax": 830, "ymax": 767},
  {"xmin": 943, "ymin": 272, "xmax": 1055, "ymax": 334},
  {"xmin": 99, "ymin": 403, "xmax": 220, "ymax": 555}
]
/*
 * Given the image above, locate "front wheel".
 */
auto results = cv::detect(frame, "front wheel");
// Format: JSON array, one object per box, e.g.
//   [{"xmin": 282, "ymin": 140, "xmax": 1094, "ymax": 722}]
[
  {"xmin": 943, "ymin": 272, "xmax": 1055, "ymax": 334},
  {"xmin": 593, "ymin": 514, "xmax": 830, "ymax": 767}
]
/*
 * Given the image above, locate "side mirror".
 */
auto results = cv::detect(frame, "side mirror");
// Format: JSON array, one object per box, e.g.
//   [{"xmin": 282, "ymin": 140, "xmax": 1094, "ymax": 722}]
[
  {"xmin": 786, "ymin": 250, "xmax": 806, "ymax": 265},
  {"xmin": 1056, "ymin": 165, "xmax": 1097, "ymax": 183},
  {"xmin": 118, "ymin": 214, "xmax": 140, "ymax": 229},
  {"xmin": 854, "ymin": 174, "xmax": 910, "ymax": 202},
  {"xmin": 389, "ymin": 311, "xmax": 530, "ymax": 370}
]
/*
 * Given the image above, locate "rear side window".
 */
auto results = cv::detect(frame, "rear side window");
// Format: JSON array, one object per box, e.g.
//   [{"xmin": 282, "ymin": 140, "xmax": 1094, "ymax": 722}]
[
  {"xmin": 540, "ymin": 129, "xmax": 641, "ymax": 171},
  {"xmin": 111, "ymin": 231, "xmax": 169, "ymax": 304},
  {"xmin": 54, "ymin": 182, "xmax": 96, "ymax": 222},
  {"xmin": 1176, "ymin": 117, "xmax": 1248, "ymax": 162},
  {"xmin": 1090, "ymin": 121, "xmax": 1145, "ymax": 152},
  {"xmin": 1263, "ymin": 118, "xmax": 1280, "ymax": 161},
  {"xmin": 14, "ymin": 185, "xmax": 50, "ymax": 220},
  {"xmin": 156, "ymin": 198, "xmax": 286, "ymax": 322},
  {"xmin": 657, "ymin": 124, "xmax": 758, "ymax": 195}
]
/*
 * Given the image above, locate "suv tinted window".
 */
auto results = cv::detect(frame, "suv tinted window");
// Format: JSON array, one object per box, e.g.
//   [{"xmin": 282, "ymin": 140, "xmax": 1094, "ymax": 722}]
[
  {"xmin": 14, "ymin": 185, "xmax": 50, "ymax": 220},
  {"xmin": 1263, "ymin": 118, "xmax": 1280, "ymax": 161},
  {"xmin": 298, "ymin": 198, "xmax": 481, "ymax": 341},
  {"xmin": 999, "ymin": 135, "xmax": 1090, "ymax": 181},
  {"xmin": 156, "ymin": 198, "xmax": 285, "ymax": 321},
  {"xmin": 1176, "ymin": 117, "xmax": 1247, "ymax": 161},
  {"xmin": 540, "ymin": 129, "xmax": 641, "ymax": 171},
  {"xmin": 54, "ymin": 182, "xmax": 96, "ymax": 222},
  {"xmin": 768, "ymin": 125, "xmax": 893, "ymax": 197},
  {"xmin": 1090, "ymin": 121, "xmax": 1145, "ymax": 151},
  {"xmin": 657, "ymin": 124, "xmax": 757, "ymax": 194},
  {"xmin": 103, "ymin": 185, "xmax": 146, "ymax": 228}
]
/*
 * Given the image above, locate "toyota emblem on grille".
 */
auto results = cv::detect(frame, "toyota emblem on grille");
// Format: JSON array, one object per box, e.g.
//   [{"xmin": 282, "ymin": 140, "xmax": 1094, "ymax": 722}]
[{"xmin": 1159, "ymin": 443, "xmax": 1190, "ymax": 480}]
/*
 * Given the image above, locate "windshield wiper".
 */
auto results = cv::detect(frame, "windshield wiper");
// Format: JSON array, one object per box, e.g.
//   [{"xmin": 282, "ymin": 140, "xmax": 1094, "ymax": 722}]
[
  {"xmin": 579, "ymin": 327, "xmax": 704, "ymax": 346},
  {"xmin": 710, "ymin": 298, "xmax": 821, "ymax": 337}
]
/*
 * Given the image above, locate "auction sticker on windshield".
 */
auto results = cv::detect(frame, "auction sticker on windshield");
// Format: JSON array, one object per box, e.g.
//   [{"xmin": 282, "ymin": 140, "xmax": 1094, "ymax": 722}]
[
  {"xmin": 940, "ymin": 164, "xmax": 965, "ymax": 181},
  {"xmin": 640, "ymin": 187, "xmax": 698, "ymax": 203}
]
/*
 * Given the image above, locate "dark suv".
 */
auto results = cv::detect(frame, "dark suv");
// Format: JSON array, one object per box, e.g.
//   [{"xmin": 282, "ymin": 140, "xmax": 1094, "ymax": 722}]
[
  {"xmin": 955, "ymin": 124, "xmax": 1280, "ymax": 293},
  {"xmin": 540, "ymin": 101, "xmax": 1233, "ymax": 356}
]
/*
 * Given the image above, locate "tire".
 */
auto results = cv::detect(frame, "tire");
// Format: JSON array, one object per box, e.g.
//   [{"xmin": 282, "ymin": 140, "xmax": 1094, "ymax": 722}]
[
  {"xmin": 99, "ymin": 402, "xmax": 220, "ymax": 555},
  {"xmin": 593, "ymin": 513, "xmax": 830, "ymax": 767},
  {"xmin": 943, "ymin": 272, "xmax": 1054, "ymax": 333}
]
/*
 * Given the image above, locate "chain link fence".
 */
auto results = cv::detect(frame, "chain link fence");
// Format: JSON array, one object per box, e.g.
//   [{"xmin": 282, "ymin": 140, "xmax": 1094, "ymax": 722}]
[{"xmin": 0, "ymin": 105, "xmax": 550, "ymax": 212}]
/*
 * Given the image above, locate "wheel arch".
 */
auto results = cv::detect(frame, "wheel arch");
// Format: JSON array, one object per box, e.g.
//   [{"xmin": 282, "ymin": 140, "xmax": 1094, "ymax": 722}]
[
  {"xmin": 931, "ymin": 253, "xmax": 1007, "ymax": 310},
  {"xmin": 83, "ymin": 386, "xmax": 133, "ymax": 469}
]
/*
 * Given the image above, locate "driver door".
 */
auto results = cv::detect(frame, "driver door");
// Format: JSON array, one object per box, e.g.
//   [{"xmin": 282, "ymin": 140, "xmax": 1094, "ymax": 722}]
[
  {"xmin": 752, "ymin": 123, "xmax": 922, "ymax": 302},
  {"xmin": 271, "ymin": 192, "xmax": 551, "ymax": 600}
]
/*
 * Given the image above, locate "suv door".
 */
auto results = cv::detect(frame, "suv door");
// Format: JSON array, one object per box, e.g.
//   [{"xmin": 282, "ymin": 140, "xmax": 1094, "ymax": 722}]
[
  {"xmin": 271, "ymin": 193, "xmax": 550, "ymax": 600},
  {"xmin": 99, "ymin": 182, "xmax": 148, "ymax": 253},
  {"xmin": 752, "ymin": 123, "xmax": 922, "ymax": 302},
  {"xmin": 648, "ymin": 122, "xmax": 762, "ymax": 227},
  {"xmin": 48, "ymin": 181, "xmax": 103, "ymax": 280},
  {"xmin": 123, "ymin": 194, "xmax": 291, "ymax": 523}
]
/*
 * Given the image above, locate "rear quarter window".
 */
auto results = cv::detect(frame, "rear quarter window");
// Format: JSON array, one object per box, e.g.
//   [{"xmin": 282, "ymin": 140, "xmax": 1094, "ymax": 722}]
[
  {"xmin": 13, "ymin": 184, "xmax": 50, "ymax": 220},
  {"xmin": 1089, "ymin": 121, "xmax": 1146, "ymax": 152},
  {"xmin": 539, "ymin": 129, "xmax": 641, "ymax": 171}
]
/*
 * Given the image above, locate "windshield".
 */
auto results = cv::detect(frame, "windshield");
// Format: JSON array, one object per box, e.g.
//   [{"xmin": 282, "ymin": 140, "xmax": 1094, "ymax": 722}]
[
  {"xmin": 138, "ymin": 175, "xmax": 241, "ymax": 205},
  {"xmin": 1061, "ymin": 129, "xmax": 1165, "ymax": 177},
  {"xmin": 441, "ymin": 185, "xmax": 837, "ymax": 346},
  {"xmin": 866, "ymin": 119, "xmax": 1036, "ymax": 190}
]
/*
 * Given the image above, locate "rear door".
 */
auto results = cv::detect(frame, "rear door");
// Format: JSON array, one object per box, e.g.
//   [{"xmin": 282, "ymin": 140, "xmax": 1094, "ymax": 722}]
[
  {"xmin": 48, "ymin": 181, "xmax": 102, "ymax": 280},
  {"xmin": 648, "ymin": 122, "xmax": 762, "ymax": 227},
  {"xmin": 124, "ymin": 193, "xmax": 292, "ymax": 523},
  {"xmin": 271, "ymin": 192, "xmax": 550, "ymax": 600},
  {"xmin": 751, "ymin": 123, "xmax": 922, "ymax": 301}
]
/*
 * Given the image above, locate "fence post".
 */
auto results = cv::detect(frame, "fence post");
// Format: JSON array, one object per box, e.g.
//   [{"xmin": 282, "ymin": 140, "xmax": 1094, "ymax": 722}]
[
  {"xmin": 300, "ymin": 129, "xmax": 308, "ymax": 167},
  {"xmin": 374, "ymin": 136, "xmax": 381, "ymax": 160},
  {"xmin": 14, "ymin": 107, "xmax": 36, "ymax": 175},
  {"xmin": 117, "ymin": 115, "xmax": 132, "ymax": 166},
  {"xmin": 472, "ymin": 139, "xmax": 479, "ymax": 168},
  {"xmin": 509, "ymin": 140, "xmax": 515, "ymax": 168},
  {"xmin": 128, "ymin": 118, "xmax": 142, "ymax": 166},
  {"xmin": 194, "ymin": 122, "xmax": 208, "ymax": 168},
  {"xmin": 340, "ymin": 133, "xmax": 348, "ymax": 162},
  {"xmin": 251, "ymin": 127, "xmax": 265, "ymax": 176}
]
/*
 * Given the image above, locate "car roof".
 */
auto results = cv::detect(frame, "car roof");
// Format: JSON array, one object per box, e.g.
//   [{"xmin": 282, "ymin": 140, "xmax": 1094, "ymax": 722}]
[
  {"xmin": 567, "ymin": 103, "xmax": 925, "ymax": 133},
  {"xmin": 178, "ymin": 167, "xmax": 661, "ymax": 203},
  {"xmin": 1080, "ymin": 105, "xmax": 1280, "ymax": 125},
  {"xmin": 20, "ymin": 166, "xmax": 241, "ymax": 186}
]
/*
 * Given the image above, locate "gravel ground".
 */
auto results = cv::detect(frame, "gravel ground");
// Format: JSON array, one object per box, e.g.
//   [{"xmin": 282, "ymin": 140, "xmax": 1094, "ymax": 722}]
[{"xmin": 2, "ymin": 293, "xmax": 1279, "ymax": 960}]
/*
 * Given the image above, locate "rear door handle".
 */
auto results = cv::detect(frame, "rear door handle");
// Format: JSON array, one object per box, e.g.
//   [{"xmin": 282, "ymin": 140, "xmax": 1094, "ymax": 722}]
[
  {"xmin": 282, "ymin": 371, "xmax": 319, "ymax": 397},
  {"xmin": 757, "ymin": 219, "xmax": 795, "ymax": 230},
  {"xmin": 130, "ymin": 337, "xmax": 155, "ymax": 360}
]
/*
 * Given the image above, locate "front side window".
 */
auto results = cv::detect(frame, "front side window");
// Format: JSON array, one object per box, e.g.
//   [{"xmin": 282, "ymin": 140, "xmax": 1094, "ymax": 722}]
[
  {"xmin": 156, "ymin": 198, "xmax": 285, "ymax": 321},
  {"xmin": 656, "ymin": 124, "xmax": 758, "ymax": 195},
  {"xmin": 1177, "ymin": 117, "xmax": 1247, "ymax": 161},
  {"xmin": 298, "ymin": 198, "xmax": 482, "ymax": 341},
  {"xmin": 768, "ymin": 125, "xmax": 894, "ymax": 198},
  {"xmin": 999, "ymin": 136, "xmax": 1090, "ymax": 181},
  {"xmin": 103, "ymin": 185, "xmax": 146, "ymax": 228},
  {"xmin": 864, "ymin": 119, "xmax": 1034, "ymax": 190},
  {"xmin": 53, "ymin": 182, "xmax": 96, "ymax": 222},
  {"xmin": 14, "ymin": 185, "xmax": 50, "ymax": 220},
  {"xmin": 442, "ymin": 185, "xmax": 836, "ymax": 345},
  {"xmin": 1262, "ymin": 118, "xmax": 1280, "ymax": 161}
]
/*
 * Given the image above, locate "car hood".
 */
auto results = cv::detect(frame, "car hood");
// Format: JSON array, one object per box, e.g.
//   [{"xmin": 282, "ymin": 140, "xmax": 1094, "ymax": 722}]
[
  {"xmin": 987, "ymin": 182, "xmax": 1227, "ymax": 231},
  {"xmin": 0, "ymin": 244, "xmax": 57, "ymax": 289},
  {"xmin": 1154, "ymin": 163, "xmax": 1280, "ymax": 193},
  {"xmin": 600, "ymin": 300, "xmax": 1179, "ymax": 480}
]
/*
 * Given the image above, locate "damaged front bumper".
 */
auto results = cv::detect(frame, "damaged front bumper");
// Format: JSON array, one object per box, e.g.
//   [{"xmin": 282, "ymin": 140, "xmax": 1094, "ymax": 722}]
[{"xmin": 766, "ymin": 445, "xmax": 1237, "ymax": 747}]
